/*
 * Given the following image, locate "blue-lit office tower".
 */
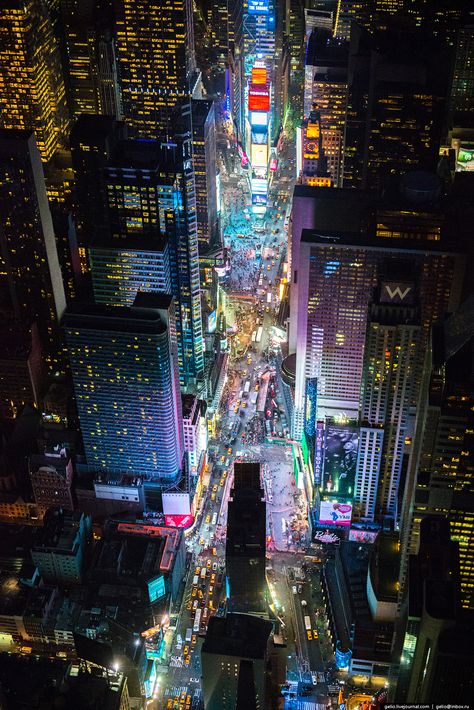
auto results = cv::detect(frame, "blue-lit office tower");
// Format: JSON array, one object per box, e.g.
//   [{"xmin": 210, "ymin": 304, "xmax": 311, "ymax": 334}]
[
  {"xmin": 64, "ymin": 293, "xmax": 184, "ymax": 481},
  {"xmin": 71, "ymin": 120, "xmax": 204, "ymax": 391}
]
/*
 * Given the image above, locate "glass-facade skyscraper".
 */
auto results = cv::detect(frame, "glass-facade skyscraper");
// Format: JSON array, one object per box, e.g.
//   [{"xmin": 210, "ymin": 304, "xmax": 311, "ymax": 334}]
[{"xmin": 64, "ymin": 292, "xmax": 184, "ymax": 482}]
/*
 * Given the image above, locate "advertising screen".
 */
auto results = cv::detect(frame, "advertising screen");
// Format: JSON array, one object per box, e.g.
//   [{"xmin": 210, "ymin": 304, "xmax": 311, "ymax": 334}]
[
  {"xmin": 249, "ymin": 91, "xmax": 270, "ymax": 112},
  {"xmin": 304, "ymin": 377, "xmax": 317, "ymax": 438},
  {"xmin": 251, "ymin": 66, "xmax": 267, "ymax": 84},
  {"xmin": 162, "ymin": 491, "xmax": 190, "ymax": 515},
  {"xmin": 164, "ymin": 514, "xmax": 193, "ymax": 528},
  {"xmin": 148, "ymin": 575, "xmax": 166, "ymax": 603},
  {"xmin": 248, "ymin": 0, "xmax": 269, "ymax": 14},
  {"xmin": 335, "ymin": 644, "xmax": 352, "ymax": 669},
  {"xmin": 252, "ymin": 129, "xmax": 268, "ymax": 144},
  {"xmin": 349, "ymin": 528, "xmax": 378, "ymax": 544},
  {"xmin": 251, "ymin": 143, "xmax": 268, "ymax": 168},
  {"xmin": 313, "ymin": 420, "xmax": 324, "ymax": 485},
  {"xmin": 319, "ymin": 500, "xmax": 352, "ymax": 527},
  {"xmin": 207, "ymin": 310, "xmax": 217, "ymax": 333},
  {"xmin": 252, "ymin": 193, "xmax": 267, "ymax": 205},
  {"xmin": 269, "ymin": 157, "xmax": 278, "ymax": 171},
  {"xmin": 250, "ymin": 111, "xmax": 268, "ymax": 126},
  {"xmin": 322, "ymin": 424, "xmax": 358, "ymax": 497},
  {"xmin": 251, "ymin": 178, "xmax": 267, "ymax": 193}
]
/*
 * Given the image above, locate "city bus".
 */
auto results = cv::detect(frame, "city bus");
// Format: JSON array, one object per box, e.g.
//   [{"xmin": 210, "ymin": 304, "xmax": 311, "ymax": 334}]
[
  {"xmin": 243, "ymin": 380, "xmax": 251, "ymax": 395},
  {"xmin": 193, "ymin": 609, "xmax": 202, "ymax": 633},
  {"xmin": 304, "ymin": 616, "xmax": 312, "ymax": 631},
  {"xmin": 256, "ymin": 326, "xmax": 263, "ymax": 343},
  {"xmin": 251, "ymin": 331, "xmax": 257, "ymax": 342},
  {"xmin": 212, "ymin": 512, "xmax": 218, "ymax": 525},
  {"xmin": 266, "ymin": 292, "xmax": 272, "ymax": 304}
]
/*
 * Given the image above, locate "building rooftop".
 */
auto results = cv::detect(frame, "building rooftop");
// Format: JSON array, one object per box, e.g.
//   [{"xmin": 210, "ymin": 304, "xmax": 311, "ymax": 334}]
[
  {"xmin": 32, "ymin": 508, "xmax": 87, "ymax": 554},
  {"xmin": 202, "ymin": 613, "xmax": 272, "ymax": 659},
  {"xmin": 368, "ymin": 532, "xmax": 400, "ymax": 604}
]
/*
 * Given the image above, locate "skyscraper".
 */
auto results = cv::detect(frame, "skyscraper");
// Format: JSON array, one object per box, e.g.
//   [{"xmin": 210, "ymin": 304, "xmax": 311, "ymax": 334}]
[
  {"xmin": 449, "ymin": 23, "xmax": 474, "ymax": 124},
  {"xmin": 297, "ymin": 106, "xmax": 331, "ymax": 187},
  {"xmin": 356, "ymin": 274, "xmax": 422, "ymax": 521},
  {"xmin": 191, "ymin": 99, "xmax": 218, "ymax": 250},
  {"xmin": 289, "ymin": 186, "xmax": 465, "ymax": 440},
  {"xmin": 0, "ymin": 0, "xmax": 68, "ymax": 162},
  {"xmin": 64, "ymin": 292, "xmax": 184, "ymax": 482},
  {"xmin": 71, "ymin": 119, "xmax": 204, "ymax": 390},
  {"xmin": 114, "ymin": 0, "xmax": 197, "ymax": 138},
  {"xmin": 0, "ymin": 130, "xmax": 66, "ymax": 369},
  {"xmin": 343, "ymin": 25, "xmax": 450, "ymax": 191}
]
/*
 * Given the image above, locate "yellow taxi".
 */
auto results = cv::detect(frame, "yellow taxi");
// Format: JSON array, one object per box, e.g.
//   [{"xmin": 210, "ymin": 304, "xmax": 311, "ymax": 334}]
[
  {"xmin": 242, "ymin": 402, "xmax": 247, "ymax": 408},
  {"xmin": 228, "ymin": 447, "xmax": 233, "ymax": 455},
  {"xmin": 205, "ymin": 514, "xmax": 211, "ymax": 524},
  {"xmin": 220, "ymin": 478, "xmax": 224, "ymax": 486},
  {"xmin": 223, "ymin": 469, "xmax": 228, "ymax": 478},
  {"xmin": 255, "ymin": 383, "xmax": 260, "ymax": 391},
  {"xmin": 192, "ymin": 588, "xmax": 197, "ymax": 597},
  {"xmin": 199, "ymin": 537, "xmax": 205, "ymax": 546},
  {"xmin": 220, "ymin": 455, "xmax": 225, "ymax": 463},
  {"xmin": 307, "ymin": 630, "xmax": 313, "ymax": 641},
  {"xmin": 212, "ymin": 484, "xmax": 218, "ymax": 493},
  {"xmin": 313, "ymin": 629, "xmax": 318, "ymax": 638},
  {"xmin": 191, "ymin": 634, "xmax": 197, "ymax": 645},
  {"xmin": 207, "ymin": 558, "xmax": 212, "ymax": 568},
  {"xmin": 247, "ymin": 357, "xmax": 252, "ymax": 365}
]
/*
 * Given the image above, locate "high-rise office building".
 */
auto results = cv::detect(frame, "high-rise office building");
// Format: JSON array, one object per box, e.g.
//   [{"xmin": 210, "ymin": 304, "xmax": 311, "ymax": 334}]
[
  {"xmin": 356, "ymin": 275, "xmax": 422, "ymax": 522},
  {"xmin": 400, "ymin": 315, "xmax": 474, "ymax": 611},
  {"xmin": 395, "ymin": 515, "xmax": 474, "ymax": 703},
  {"xmin": 71, "ymin": 119, "xmax": 204, "ymax": 389},
  {"xmin": 226, "ymin": 462, "xmax": 267, "ymax": 614},
  {"xmin": 343, "ymin": 25, "xmax": 450, "ymax": 191},
  {"xmin": 191, "ymin": 99, "xmax": 218, "ymax": 250},
  {"xmin": 0, "ymin": 323, "xmax": 43, "ymax": 419},
  {"xmin": 64, "ymin": 292, "xmax": 184, "ymax": 482},
  {"xmin": 0, "ymin": 0, "xmax": 68, "ymax": 162},
  {"xmin": 297, "ymin": 106, "xmax": 331, "ymax": 187},
  {"xmin": 114, "ymin": 0, "xmax": 197, "ymax": 138},
  {"xmin": 289, "ymin": 186, "xmax": 465, "ymax": 440},
  {"xmin": 0, "ymin": 130, "xmax": 66, "ymax": 369},
  {"xmin": 201, "ymin": 613, "xmax": 273, "ymax": 710},
  {"xmin": 449, "ymin": 24, "xmax": 474, "ymax": 125},
  {"xmin": 60, "ymin": 0, "xmax": 122, "ymax": 122},
  {"xmin": 304, "ymin": 29, "xmax": 348, "ymax": 186}
]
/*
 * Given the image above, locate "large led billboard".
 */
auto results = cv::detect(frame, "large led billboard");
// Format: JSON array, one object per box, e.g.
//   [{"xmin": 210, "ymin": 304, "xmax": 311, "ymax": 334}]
[
  {"xmin": 248, "ymin": 0, "xmax": 269, "ymax": 14},
  {"xmin": 249, "ymin": 91, "xmax": 270, "ymax": 112},
  {"xmin": 250, "ymin": 111, "xmax": 268, "ymax": 127},
  {"xmin": 252, "ymin": 193, "xmax": 267, "ymax": 205},
  {"xmin": 251, "ymin": 66, "xmax": 267, "ymax": 84},
  {"xmin": 251, "ymin": 178, "xmax": 267, "ymax": 194},
  {"xmin": 147, "ymin": 574, "xmax": 166, "ymax": 602},
  {"xmin": 322, "ymin": 424, "xmax": 358, "ymax": 497},
  {"xmin": 319, "ymin": 500, "xmax": 352, "ymax": 527},
  {"xmin": 251, "ymin": 143, "xmax": 268, "ymax": 168}
]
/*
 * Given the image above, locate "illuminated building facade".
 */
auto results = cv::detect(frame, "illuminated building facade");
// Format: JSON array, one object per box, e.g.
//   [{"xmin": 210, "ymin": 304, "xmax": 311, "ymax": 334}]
[
  {"xmin": 450, "ymin": 24, "xmax": 474, "ymax": 124},
  {"xmin": 304, "ymin": 29, "xmax": 348, "ymax": 186},
  {"xmin": 71, "ymin": 119, "xmax": 204, "ymax": 390},
  {"xmin": 64, "ymin": 293, "xmax": 184, "ymax": 482},
  {"xmin": 114, "ymin": 0, "xmax": 196, "ymax": 137},
  {"xmin": 357, "ymin": 277, "xmax": 422, "ymax": 522},
  {"xmin": 191, "ymin": 99, "xmax": 218, "ymax": 250},
  {"xmin": 0, "ymin": 130, "xmax": 66, "ymax": 370},
  {"xmin": 247, "ymin": 63, "xmax": 272, "ymax": 213},
  {"xmin": 0, "ymin": 0, "xmax": 68, "ymax": 162},
  {"xmin": 296, "ymin": 106, "xmax": 332, "ymax": 187},
  {"xmin": 289, "ymin": 187, "xmax": 465, "ymax": 440},
  {"xmin": 60, "ymin": 0, "xmax": 122, "ymax": 121}
]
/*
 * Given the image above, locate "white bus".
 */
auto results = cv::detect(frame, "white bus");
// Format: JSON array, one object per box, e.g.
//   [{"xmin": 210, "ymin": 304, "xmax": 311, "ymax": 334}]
[
  {"xmin": 256, "ymin": 326, "xmax": 263, "ymax": 343},
  {"xmin": 251, "ymin": 330, "xmax": 257, "ymax": 342},
  {"xmin": 193, "ymin": 608, "xmax": 202, "ymax": 633},
  {"xmin": 266, "ymin": 292, "xmax": 272, "ymax": 304},
  {"xmin": 212, "ymin": 513, "xmax": 217, "ymax": 525},
  {"xmin": 185, "ymin": 628, "xmax": 192, "ymax": 643},
  {"xmin": 304, "ymin": 616, "xmax": 312, "ymax": 631},
  {"xmin": 243, "ymin": 380, "xmax": 251, "ymax": 395}
]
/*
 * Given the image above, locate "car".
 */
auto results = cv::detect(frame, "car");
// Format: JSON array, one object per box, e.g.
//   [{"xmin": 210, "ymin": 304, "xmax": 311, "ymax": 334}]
[
  {"xmin": 191, "ymin": 634, "xmax": 197, "ymax": 645},
  {"xmin": 212, "ymin": 484, "xmax": 218, "ymax": 493},
  {"xmin": 313, "ymin": 629, "xmax": 318, "ymax": 638},
  {"xmin": 211, "ymin": 492, "xmax": 216, "ymax": 501},
  {"xmin": 242, "ymin": 402, "xmax": 248, "ymax": 408},
  {"xmin": 213, "ymin": 560, "xmax": 218, "ymax": 569},
  {"xmin": 198, "ymin": 589, "xmax": 203, "ymax": 598},
  {"xmin": 236, "ymin": 400, "xmax": 241, "ymax": 406},
  {"xmin": 205, "ymin": 514, "xmax": 211, "ymax": 524},
  {"xmin": 186, "ymin": 696, "xmax": 191, "ymax": 708},
  {"xmin": 207, "ymin": 558, "xmax": 212, "ymax": 568},
  {"xmin": 307, "ymin": 630, "xmax": 313, "ymax": 641},
  {"xmin": 209, "ymin": 585, "xmax": 214, "ymax": 595},
  {"xmin": 195, "ymin": 566, "xmax": 200, "ymax": 575},
  {"xmin": 301, "ymin": 599, "xmax": 307, "ymax": 607},
  {"xmin": 220, "ymin": 455, "xmax": 225, "ymax": 463},
  {"xmin": 184, "ymin": 655, "xmax": 190, "ymax": 665},
  {"xmin": 192, "ymin": 588, "xmax": 197, "ymax": 597},
  {"xmin": 220, "ymin": 478, "xmax": 224, "ymax": 486},
  {"xmin": 267, "ymin": 264, "xmax": 271, "ymax": 270},
  {"xmin": 292, "ymin": 585, "xmax": 297, "ymax": 595},
  {"xmin": 247, "ymin": 357, "xmax": 252, "ymax": 365},
  {"xmin": 228, "ymin": 447, "xmax": 233, "ymax": 455},
  {"xmin": 186, "ymin": 601, "xmax": 192, "ymax": 611},
  {"xmin": 223, "ymin": 470, "xmax": 228, "ymax": 478},
  {"xmin": 183, "ymin": 645, "xmax": 189, "ymax": 657},
  {"xmin": 193, "ymin": 599, "xmax": 198, "ymax": 610},
  {"xmin": 200, "ymin": 597, "xmax": 206, "ymax": 607},
  {"xmin": 199, "ymin": 537, "xmax": 205, "ymax": 546},
  {"xmin": 211, "ymin": 573, "xmax": 216, "ymax": 583},
  {"xmin": 255, "ymin": 383, "xmax": 260, "ymax": 391},
  {"xmin": 234, "ymin": 405, "xmax": 239, "ymax": 413},
  {"xmin": 298, "ymin": 584, "xmax": 302, "ymax": 593},
  {"xmin": 167, "ymin": 700, "xmax": 173, "ymax": 709}
]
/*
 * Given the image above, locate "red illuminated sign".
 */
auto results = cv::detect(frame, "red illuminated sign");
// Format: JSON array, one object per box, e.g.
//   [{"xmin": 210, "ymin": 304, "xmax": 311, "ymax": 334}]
[
  {"xmin": 248, "ymin": 90, "xmax": 270, "ymax": 112},
  {"xmin": 164, "ymin": 514, "xmax": 194, "ymax": 528},
  {"xmin": 252, "ymin": 67, "xmax": 267, "ymax": 85},
  {"xmin": 270, "ymin": 157, "xmax": 278, "ymax": 171}
]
